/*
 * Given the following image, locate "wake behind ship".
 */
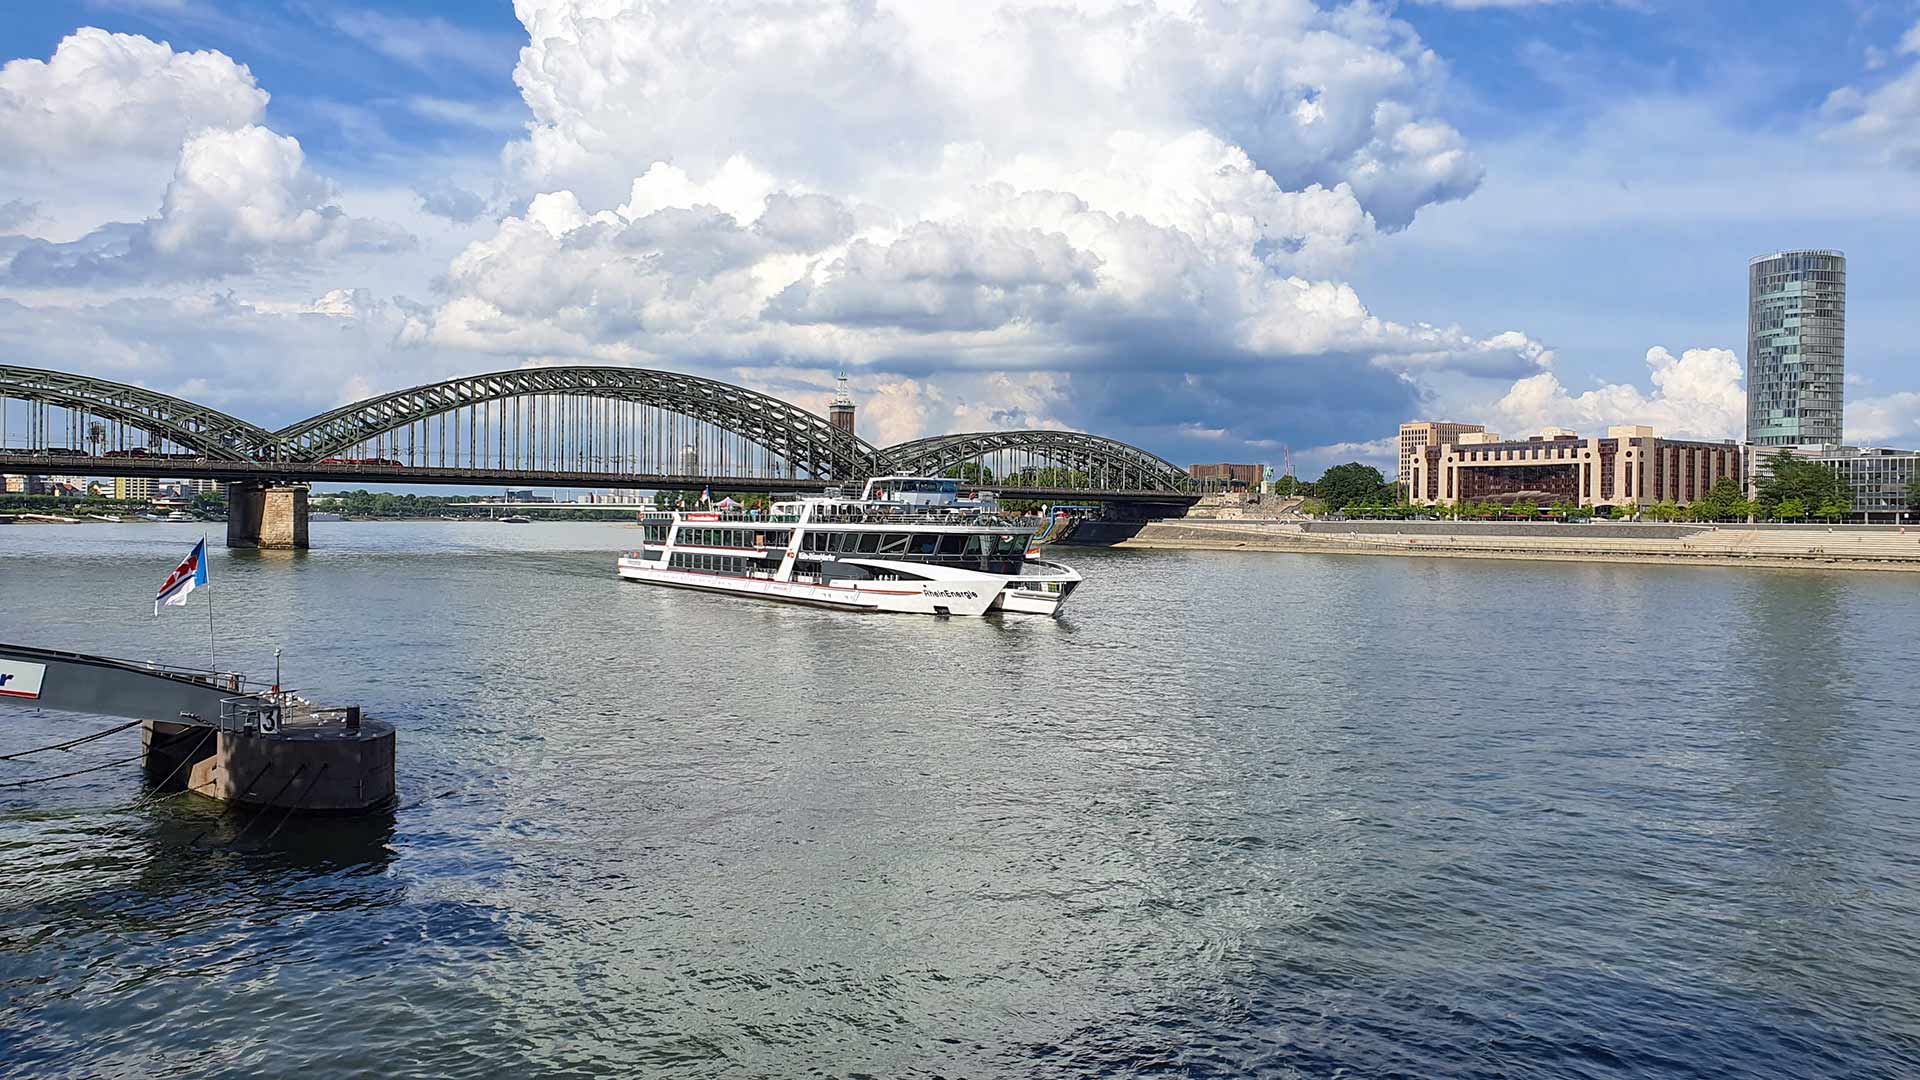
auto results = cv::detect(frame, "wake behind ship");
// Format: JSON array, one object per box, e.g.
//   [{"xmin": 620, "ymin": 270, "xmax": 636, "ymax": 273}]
[{"xmin": 615, "ymin": 477, "xmax": 1082, "ymax": 616}]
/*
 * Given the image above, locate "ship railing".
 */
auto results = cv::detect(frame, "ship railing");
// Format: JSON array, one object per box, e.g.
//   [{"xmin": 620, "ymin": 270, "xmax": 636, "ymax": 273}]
[
  {"xmin": 217, "ymin": 692, "xmax": 365, "ymax": 735},
  {"xmin": 640, "ymin": 511, "xmax": 802, "ymax": 524},
  {"xmin": 135, "ymin": 660, "xmax": 254, "ymax": 694},
  {"xmin": 804, "ymin": 510, "xmax": 1022, "ymax": 527}
]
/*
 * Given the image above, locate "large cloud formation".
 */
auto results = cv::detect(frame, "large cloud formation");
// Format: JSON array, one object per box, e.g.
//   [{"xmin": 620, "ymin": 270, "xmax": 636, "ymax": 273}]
[
  {"xmin": 0, "ymin": 30, "xmax": 412, "ymax": 286},
  {"xmin": 0, "ymin": 6, "xmax": 1555, "ymax": 455},
  {"xmin": 3, "ymin": 126, "xmax": 413, "ymax": 285},
  {"xmin": 406, "ymin": 0, "xmax": 1542, "ymax": 450},
  {"xmin": 0, "ymin": 28, "xmax": 267, "ymax": 165}
]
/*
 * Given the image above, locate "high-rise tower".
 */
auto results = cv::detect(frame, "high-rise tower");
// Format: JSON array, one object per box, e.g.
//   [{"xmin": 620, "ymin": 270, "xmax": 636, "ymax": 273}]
[
  {"xmin": 829, "ymin": 371, "xmax": 856, "ymax": 438},
  {"xmin": 1747, "ymin": 250, "xmax": 1845, "ymax": 448}
]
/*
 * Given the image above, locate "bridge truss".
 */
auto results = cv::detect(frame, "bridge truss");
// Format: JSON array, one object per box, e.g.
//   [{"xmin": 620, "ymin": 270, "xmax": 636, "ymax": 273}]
[
  {"xmin": 878, "ymin": 430, "xmax": 1195, "ymax": 494},
  {"xmin": 0, "ymin": 365, "xmax": 1198, "ymax": 500},
  {"xmin": 0, "ymin": 365, "xmax": 276, "ymax": 461},
  {"xmin": 266, "ymin": 366, "xmax": 886, "ymax": 483}
]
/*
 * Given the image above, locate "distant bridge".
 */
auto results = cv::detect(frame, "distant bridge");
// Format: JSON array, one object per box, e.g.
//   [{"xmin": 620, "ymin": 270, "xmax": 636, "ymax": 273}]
[{"xmin": 0, "ymin": 365, "xmax": 1202, "ymax": 509}]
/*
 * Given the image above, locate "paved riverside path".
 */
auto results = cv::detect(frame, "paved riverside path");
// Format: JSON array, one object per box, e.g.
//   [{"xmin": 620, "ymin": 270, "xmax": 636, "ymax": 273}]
[{"xmin": 1111, "ymin": 520, "xmax": 1920, "ymax": 572}]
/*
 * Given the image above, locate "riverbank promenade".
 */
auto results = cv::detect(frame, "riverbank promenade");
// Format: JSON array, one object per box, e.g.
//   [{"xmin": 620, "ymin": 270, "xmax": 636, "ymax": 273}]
[{"xmin": 1115, "ymin": 520, "xmax": 1920, "ymax": 572}]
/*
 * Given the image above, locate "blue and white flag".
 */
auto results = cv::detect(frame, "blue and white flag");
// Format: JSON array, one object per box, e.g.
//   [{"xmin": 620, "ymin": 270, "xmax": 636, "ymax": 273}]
[
  {"xmin": 700, "ymin": 486, "xmax": 712, "ymax": 506},
  {"xmin": 155, "ymin": 539, "xmax": 208, "ymax": 616}
]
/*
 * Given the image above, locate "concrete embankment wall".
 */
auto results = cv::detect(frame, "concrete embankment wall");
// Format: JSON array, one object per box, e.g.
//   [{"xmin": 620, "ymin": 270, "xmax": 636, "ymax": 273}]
[
  {"xmin": 1302, "ymin": 521, "xmax": 1709, "ymax": 541},
  {"xmin": 1110, "ymin": 520, "xmax": 1920, "ymax": 572}
]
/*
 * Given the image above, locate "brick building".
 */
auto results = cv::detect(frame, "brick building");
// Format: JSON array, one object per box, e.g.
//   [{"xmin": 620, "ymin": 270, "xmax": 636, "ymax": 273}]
[
  {"xmin": 1188, "ymin": 463, "xmax": 1263, "ymax": 490},
  {"xmin": 1407, "ymin": 427, "xmax": 1743, "ymax": 509},
  {"xmin": 1397, "ymin": 421, "xmax": 1486, "ymax": 486}
]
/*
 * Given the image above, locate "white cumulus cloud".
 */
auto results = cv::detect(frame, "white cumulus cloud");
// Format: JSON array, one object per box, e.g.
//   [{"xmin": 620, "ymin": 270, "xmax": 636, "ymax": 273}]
[
  {"xmin": 1846, "ymin": 391, "xmax": 1920, "ymax": 446},
  {"xmin": 0, "ymin": 28, "xmax": 267, "ymax": 165},
  {"xmin": 1490, "ymin": 345, "xmax": 1746, "ymax": 440},
  {"xmin": 1, "ymin": 127, "xmax": 413, "ymax": 285}
]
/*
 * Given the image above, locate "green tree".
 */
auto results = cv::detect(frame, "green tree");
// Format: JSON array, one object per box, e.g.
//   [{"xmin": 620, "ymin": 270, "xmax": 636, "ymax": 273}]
[
  {"xmin": 943, "ymin": 462, "xmax": 994, "ymax": 485},
  {"xmin": 1814, "ymin": 498, "xmax": 1849, "ymax": 523},
  {"xmin": 1754, "ymin": 451, "xmax": 1848, "ymax": 521},
  {"xmin": 1314, "ymin": 462, "xmax": 1394, "ymax": 511},
  {"xmin": 1775, "ymin": 497, "xmax": 1806, "ymax": 521},
  {"xmin": 1272, "ymin": 475, "xmax": 1312, "ymax": 498},
  {"xmin": 1686, "ymin": 477, "xmax": 1748, "ymax": 522}
]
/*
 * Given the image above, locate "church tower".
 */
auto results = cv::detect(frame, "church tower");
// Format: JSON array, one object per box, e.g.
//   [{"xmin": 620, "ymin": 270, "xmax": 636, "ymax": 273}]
[{"xmin": 829, "ymin": 371, "xmax": 856, "ymax": 439}]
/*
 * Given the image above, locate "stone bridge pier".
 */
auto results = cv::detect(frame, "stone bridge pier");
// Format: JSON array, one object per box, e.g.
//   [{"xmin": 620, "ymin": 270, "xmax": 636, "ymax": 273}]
[{"xmin": 227, "ymin": 482, "xmax": 309, "ymax": 549}]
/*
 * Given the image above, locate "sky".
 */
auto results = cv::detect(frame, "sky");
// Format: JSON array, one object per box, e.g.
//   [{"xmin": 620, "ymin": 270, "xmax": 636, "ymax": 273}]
[{"xmin": 2, "ymin": 0, "xmax": 1918, "ymax": 477}]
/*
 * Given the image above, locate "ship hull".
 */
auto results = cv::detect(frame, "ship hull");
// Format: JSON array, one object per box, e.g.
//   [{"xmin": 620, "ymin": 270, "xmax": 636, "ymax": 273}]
[{"xmin": 617, "ymin": 559, "xmax": 1005, "ymax": 616}]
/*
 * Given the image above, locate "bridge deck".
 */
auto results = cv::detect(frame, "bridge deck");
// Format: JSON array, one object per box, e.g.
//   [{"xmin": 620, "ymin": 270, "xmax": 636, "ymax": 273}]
[{"xmin": 0, "ymin": 453, "xmax": 1197, "ymax": 504}]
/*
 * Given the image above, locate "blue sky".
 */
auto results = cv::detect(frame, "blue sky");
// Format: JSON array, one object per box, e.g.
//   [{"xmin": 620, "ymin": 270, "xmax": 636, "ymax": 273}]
[{"xmin": 2, "ymin": 0, "xmax": 1918, "ymax": 474}]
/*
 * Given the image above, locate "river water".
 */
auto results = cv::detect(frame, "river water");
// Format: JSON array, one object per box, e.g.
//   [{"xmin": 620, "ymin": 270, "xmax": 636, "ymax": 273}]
[{"xmin": 2, "ymin": 522, "xmax": 1918, "ymax": 1078}]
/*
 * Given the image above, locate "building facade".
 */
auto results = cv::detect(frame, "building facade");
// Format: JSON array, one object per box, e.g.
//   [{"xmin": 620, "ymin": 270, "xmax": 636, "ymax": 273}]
[
  {"xmin": 113, "ymin": 476, "xmax": 154, "ymax": 501},
  {"xmin": 1790, "ymin": 447, "xmax": 1920, "ymax": 523},
  {"xmin": 1188, "ymin": 463, "xmax": 1263, "ymax": 489},
  {"xmin": 1747, "ymin": 250, "xmax": 1845, "ymax": 448},
  {"xmin": 1408, "ymin": 427, "xmax": 1743, "ymax": 509},
  {"xmin": 2, "ymin": 474, "xmax": 48, "ymax": 495},
  {"xmin": 1397, "ymin": 421, "xmax": 1486, "ymax": 485}
]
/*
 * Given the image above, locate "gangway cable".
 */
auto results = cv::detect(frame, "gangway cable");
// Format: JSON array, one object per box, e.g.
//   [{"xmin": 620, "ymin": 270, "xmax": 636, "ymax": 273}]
[
  {"xmin": 0, "ymin": 719, "xmax": 143, "ymax": 761},
  {"xmin": 264, "ymin": 763, "xmax": 329, "ymax": 841},
  {"xmin": 0, "ymin": 749, "xmax": 150, "ymax": 789},
  {"xmin": 215, "ymin": 764, "xmax": 307, "ymax": 848}
]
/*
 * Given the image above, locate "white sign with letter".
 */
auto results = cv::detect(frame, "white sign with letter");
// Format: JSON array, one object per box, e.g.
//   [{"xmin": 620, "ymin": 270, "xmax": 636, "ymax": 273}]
[{"xmin": 0, "ymin": 659, "xmax": 47, "ymax": 699}]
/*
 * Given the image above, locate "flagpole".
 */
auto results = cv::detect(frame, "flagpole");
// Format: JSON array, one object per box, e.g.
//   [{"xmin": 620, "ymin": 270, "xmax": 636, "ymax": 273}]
[{"xmin": 205, "ymin": 534, "xmax": 216, "ymax": 676}]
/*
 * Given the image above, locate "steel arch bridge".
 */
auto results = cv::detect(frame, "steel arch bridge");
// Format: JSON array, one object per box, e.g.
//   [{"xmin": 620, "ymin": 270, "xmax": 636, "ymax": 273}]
[
  {"xmin": 0, "ymin": 363, "xmax": 1200, "ymax": 501},
  {"xmin": 0, "ymin": 365, "xmax": 277, "ymax": 460},
  {"xmin": 268, "ymin": 365, "xmax": 886, "ymax": 480},
  {"xmin": 878, "ymin": 430, "xmax": 1195, "ymax": 494}
]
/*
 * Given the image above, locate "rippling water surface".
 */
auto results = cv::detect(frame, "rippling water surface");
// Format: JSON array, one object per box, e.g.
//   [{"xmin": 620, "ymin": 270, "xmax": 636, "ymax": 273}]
[{"xmin": 3, "ymin": 522, "xmax": 1919, "ymax": 1078}]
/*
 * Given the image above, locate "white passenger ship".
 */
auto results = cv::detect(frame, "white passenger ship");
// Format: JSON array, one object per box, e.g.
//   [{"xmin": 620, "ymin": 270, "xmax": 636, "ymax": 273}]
[{"xmin": 616, "ymin": 477, "xmax": 1082, "ymax": 617}]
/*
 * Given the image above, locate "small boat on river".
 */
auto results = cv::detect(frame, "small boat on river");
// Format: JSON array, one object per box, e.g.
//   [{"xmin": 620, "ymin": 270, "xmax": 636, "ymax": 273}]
[{"xmin": 615, "ymin": 477, "xmax": 1082, "ymax": 617}]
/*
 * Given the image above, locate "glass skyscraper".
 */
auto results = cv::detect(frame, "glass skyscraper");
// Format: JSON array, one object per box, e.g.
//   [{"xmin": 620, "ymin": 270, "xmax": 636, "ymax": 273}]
[{"xmin": 1747, "ymin": 250, "xmax": 1845, "ymax": 447}]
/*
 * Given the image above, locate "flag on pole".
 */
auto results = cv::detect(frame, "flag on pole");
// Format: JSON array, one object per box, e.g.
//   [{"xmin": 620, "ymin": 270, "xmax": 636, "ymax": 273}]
[
  {"xmin": 700, "ymin": 486, "xmax": 712, "ymax": 506},
  {"xmin": 155, "ymin": 539, "xmax": 208, "ymax": 616}
]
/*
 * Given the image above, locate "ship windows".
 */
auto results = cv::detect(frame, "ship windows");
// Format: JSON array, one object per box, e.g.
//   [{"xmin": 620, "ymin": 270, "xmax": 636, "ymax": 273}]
[
  {"xmin": 878, "ymin": 534, "xmax": 911, "ymax": 555},
  {"xmin": 857, "ymin": 533, "xmax": 881, "ymax": 554},
  {"xmin": 669, "ymin": 552, "xmax": 751, "ymax": 575},
  {"xmin": 938, "ymin": 534, "xmax": 968, "ymax": 556}
]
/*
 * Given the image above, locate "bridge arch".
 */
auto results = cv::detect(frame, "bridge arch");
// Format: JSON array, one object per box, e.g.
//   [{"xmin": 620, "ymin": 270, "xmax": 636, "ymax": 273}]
[
  {"xmin": 0, "ymin": 365, "xmax": 274, "ymax": 460},
  {"xmin": 880, "ymin": 430, "xmax": 1193, "ymax": 493},
  {"xmin": 272, "ymin": 365, "xmax": 887, "ymax": 481}
]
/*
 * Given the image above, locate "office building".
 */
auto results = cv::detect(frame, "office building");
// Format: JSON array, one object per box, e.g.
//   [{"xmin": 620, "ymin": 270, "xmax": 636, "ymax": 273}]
[
  {"xmin": 1786, "ymin": 446, "xmax": 1920, "ymax": 523},
  {"xmin": 113, "ymin": 476, "xmax": 154, "ymax": 501},
  {"xmin": 1397, "ymin": 421, "xmax": 1487, "ymax": 486},
  {"xmin": 1408, "ymin": 427, "xmax": 1743, "ymax": 509},
  {"xmin": 1747, "ymin": 250, "xmax": 1845, "ymax": 448}
]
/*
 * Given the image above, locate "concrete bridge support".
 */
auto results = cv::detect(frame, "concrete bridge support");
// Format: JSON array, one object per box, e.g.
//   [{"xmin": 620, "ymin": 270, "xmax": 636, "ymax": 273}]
[{"xmin": 227, "ymin": 482, "xmax": 309, "ymax": 549}]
